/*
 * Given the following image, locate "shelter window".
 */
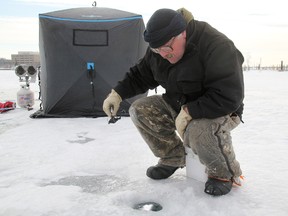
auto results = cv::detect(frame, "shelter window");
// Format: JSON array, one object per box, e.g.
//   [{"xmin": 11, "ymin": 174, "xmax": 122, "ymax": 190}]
[{"xmin": 73, "ymin": 29, "xmax": 108, "ymax": 46}]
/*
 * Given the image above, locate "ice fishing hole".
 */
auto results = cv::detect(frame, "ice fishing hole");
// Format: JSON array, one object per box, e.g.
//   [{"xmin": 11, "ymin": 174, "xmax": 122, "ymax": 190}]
[{"xmin": 133, "ymin": 202, "xmax": 163, "ymax": 212}]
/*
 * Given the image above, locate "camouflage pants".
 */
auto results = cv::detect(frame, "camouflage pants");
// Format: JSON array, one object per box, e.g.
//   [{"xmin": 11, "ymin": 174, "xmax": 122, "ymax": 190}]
[{"xmin": 129, "ymin": 95, "xmax": 242, "ymax": 179}]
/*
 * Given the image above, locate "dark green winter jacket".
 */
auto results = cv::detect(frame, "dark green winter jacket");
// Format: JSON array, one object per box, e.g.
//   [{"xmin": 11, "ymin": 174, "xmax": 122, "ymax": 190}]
[{"xmin": 114, "ymin": 20, "xmax": 245, "ymax": 119}]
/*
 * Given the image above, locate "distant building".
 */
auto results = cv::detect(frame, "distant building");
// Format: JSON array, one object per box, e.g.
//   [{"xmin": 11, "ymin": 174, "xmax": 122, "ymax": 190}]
[
  {"xmin": 0, "ymin": 58, "xmax": 14, "ymax": 69},
  {"xmin": 11, "ymin": 51, "xmax": 40, "ymax": 68}
]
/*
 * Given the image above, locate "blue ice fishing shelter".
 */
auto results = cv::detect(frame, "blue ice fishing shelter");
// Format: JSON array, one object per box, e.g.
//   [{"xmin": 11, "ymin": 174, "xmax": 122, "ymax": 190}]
[{"xmin": 32, "ymin": 7, "xmax": 147, "ymax": 118}]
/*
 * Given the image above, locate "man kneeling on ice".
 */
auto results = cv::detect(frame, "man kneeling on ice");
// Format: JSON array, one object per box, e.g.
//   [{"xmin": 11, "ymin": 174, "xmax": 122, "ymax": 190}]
[{"xmin": 103, "ymin": 8, "xmax": 244, "ymax": 196}]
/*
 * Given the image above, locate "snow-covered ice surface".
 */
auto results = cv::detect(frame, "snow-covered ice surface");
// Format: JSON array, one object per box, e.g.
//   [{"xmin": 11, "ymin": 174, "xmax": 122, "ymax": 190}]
[{"xmin": 0, "ymin": 69, "xmax": 288, "ymax": 216}]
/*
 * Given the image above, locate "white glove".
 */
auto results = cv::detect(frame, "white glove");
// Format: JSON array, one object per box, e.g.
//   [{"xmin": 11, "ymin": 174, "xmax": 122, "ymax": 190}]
[
  {"xmin": 175, "ymin": 106, "xmax": 192, "ymax": 139},
  {"xmin": 103, "ymin": 89, "xmax": 122, "ymax": 117}
]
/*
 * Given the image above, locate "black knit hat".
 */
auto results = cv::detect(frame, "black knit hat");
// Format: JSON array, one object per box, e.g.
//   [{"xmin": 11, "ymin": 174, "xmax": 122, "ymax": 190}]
[{"xmin": 144, "ymin": 8, "xmax": 186, "ymax": 48}]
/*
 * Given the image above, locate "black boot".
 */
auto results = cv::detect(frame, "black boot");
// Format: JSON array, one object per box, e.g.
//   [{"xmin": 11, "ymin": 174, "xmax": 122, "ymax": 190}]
[
  {"xmin": 204, "ymin": 177, "xmax": 233, "ymax": 196},
  {"xmin": 146, "ymin": 164, "xmax": 179, "ymax": 180}
]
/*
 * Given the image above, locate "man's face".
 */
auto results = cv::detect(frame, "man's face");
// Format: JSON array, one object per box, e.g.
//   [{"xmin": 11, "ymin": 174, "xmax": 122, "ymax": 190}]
[{"xmin": 151, "ymin": 31, "xmax": 186, "ymax": 64}]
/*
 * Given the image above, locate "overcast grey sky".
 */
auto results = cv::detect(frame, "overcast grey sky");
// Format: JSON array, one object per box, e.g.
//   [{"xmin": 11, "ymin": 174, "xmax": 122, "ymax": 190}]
[{"xmin": 1, "ymin": 0, "xmax": 288, "ymax": 66}]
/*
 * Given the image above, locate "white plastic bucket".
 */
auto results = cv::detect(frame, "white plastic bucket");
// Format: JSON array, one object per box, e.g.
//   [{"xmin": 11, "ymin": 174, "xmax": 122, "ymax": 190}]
[{"xmin": 185, "ymin": 147, "xmax": 207, "ymax": 182}]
